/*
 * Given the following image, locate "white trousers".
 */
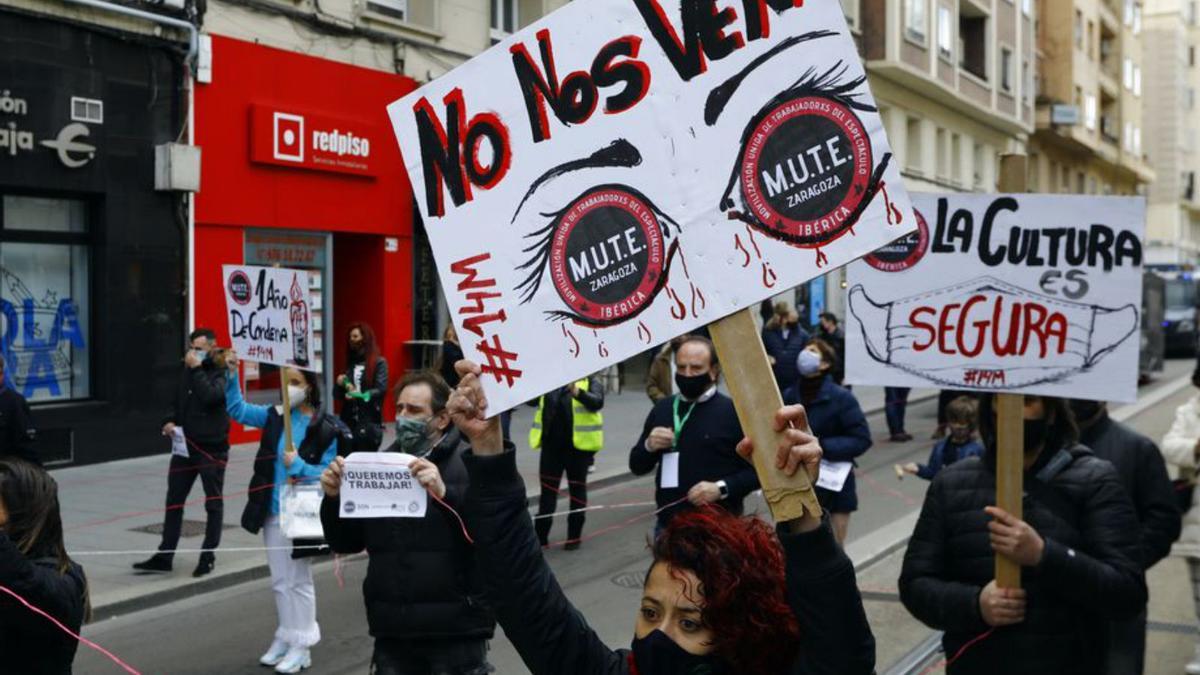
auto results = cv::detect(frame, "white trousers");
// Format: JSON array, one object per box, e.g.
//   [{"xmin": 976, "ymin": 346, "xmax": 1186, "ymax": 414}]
[{"xmin": 263, "ymin": 516, "xmax": 321, "ymax": 648}]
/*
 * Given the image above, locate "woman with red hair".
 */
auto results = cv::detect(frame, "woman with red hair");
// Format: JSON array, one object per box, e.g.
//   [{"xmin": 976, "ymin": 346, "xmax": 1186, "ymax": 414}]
[
  {"xmin": 336, "ymin": 322, "xmax": 389, "ymax": 453},
  {"xmin": 422, "ymin": 360, "xmax": 876, "ymax": 675}
]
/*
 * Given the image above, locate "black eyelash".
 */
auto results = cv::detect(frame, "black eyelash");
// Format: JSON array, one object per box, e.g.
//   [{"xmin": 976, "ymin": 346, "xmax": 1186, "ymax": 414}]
[
  {"xmin": 704, "ymin": 29, "xmax": 841, "ymax": 125},
  {"xmin": 510, "ymin": 139, "xmax": 644, "ymax": 224},
  {"xmin": 513, "ymin": 183, "xmax": 680, "ymax": 307}
]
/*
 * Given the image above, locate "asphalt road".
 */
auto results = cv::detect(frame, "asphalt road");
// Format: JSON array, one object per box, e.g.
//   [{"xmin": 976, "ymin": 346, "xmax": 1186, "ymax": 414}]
[{"xmin": 75, "ymin": 359, "xmax": 1198, "ymax": 674}]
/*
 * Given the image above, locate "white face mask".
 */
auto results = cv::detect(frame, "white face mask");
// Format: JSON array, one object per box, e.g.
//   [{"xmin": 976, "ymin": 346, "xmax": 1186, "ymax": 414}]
[{"xmin": 287, "ymin": 384, "xmax": 308, "ymax": 407}]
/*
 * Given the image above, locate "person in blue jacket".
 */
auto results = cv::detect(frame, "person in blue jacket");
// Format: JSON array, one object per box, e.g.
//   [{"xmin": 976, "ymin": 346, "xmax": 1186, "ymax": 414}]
[
  {"xmin": 783, "ymin": 338, "xmax": 872, "ymax": 545},
  {"xmin": 224, "ymin": 351, "xmax": 339, "ymax": 675},
  {"xmin": 899, "ymin": 396, "xmax": 984, "ymax": 481}
]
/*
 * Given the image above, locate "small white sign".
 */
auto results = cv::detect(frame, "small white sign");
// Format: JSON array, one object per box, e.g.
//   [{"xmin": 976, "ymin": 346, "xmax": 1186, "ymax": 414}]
[
  {"xmin": 816, "ymin": 460, "xmax": 852, "ymax": 493},
  {"xmin": 339, "ymin": 452, "xmax": 429, "ymax": 519},
  {"xmin": 170, "ymin": 427, "xmax": 188, "ymax": 458},
  {"xmin": 660, "ymin": 451, "xmax": 680, "ymax": 489}
]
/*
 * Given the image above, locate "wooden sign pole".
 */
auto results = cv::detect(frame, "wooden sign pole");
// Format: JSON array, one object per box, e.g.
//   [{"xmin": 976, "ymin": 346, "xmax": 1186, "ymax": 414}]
[
  {"xmin": 994, "ymin": 154, "xmax": 1027, "ymax": 589},
  {"xmin": 280, "ymin": 372, "xmax": 296, "ymax": 457},
  {"xmin": 710, "ymin": 309, "xmax": 822, "ymax": 523}
]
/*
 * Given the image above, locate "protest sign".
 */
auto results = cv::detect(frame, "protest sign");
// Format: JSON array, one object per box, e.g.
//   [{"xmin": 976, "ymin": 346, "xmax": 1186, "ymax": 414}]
[
  {"xmin": 845, "ymin": 192, "xmax": 1145, "ymax": 403},
  {"xmin": 339, "ymin": 452, "xmax": 429, "ymax": 519},
  {"xmin": 222, "ymin": 264, "xmax": 317, "ymax": 372},
  {"xmin": 387, "ymin": 0, "xmax": 914, "ymax": 411}
]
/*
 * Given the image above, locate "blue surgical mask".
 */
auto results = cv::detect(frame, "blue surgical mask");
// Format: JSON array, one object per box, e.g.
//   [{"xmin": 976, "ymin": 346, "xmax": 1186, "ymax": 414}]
[{"xmin": 796, "ymin": 350, "xmax": 823, "ymax": 377}]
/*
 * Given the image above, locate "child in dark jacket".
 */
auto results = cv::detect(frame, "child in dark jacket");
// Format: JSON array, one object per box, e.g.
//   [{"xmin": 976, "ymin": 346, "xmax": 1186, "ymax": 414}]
[{"xmin": 898, "ymin": 396, "xmax": 983, "ymax": 480}]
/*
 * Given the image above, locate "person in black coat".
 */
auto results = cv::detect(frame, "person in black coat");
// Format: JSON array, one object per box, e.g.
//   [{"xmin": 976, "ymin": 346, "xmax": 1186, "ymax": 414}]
[
  {"xmin": 0, "ymin": 458, "xmax": 88, "ymax": 675},
  {"xmin": 443, "ymin": 359, "xmax": 875, "ymax": 675},
  {"xmin": 321, "ymin": 371, "xmax": 494, "ymax": 675},
  {"xmin": 630, "ymin": 336, "xmax": 758, "ymax": 531},
  {"xmin": 900, "ymin": 394, "xmax": 1147, "ymax": 675},
  {"xmin": 0, "ymin": 358, "xmax": 37, "ymax": 464},
  {"xmin": 134, "ymin": 328, "xmax": 231, "ymax": 577},
  {"xmin": 783, "ymin": 339, "xmax": 872, "ymax": 545},
  {"xmin": 762, "ymin": 302, "xmax": 810, "ymax": 387},
  {"xmin": 817, "ymin": 312, "xmax": 846, "ymax": 385},
  {"xmin": 335, "ymin": 322, "xmax": 389, "ymax": 453},
  {"xmin": 1070, "ymin": 398, "xmax": 1180, "ymax": 675}
]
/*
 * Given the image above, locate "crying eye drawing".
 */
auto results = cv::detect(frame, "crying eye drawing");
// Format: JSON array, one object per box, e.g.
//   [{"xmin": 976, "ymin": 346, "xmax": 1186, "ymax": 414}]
[
  {"xmin": 515, "ymin": 181, "xmax": 681, "ymax": 328},
  {"xmin": 705, "ymin": 30, "xmax": 899, "ymax": 263}
]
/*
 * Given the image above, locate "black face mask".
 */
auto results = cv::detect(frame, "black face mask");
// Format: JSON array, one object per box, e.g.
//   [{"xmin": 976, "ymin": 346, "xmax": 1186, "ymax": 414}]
[
  {"xmin": 631, "ymin": 630, "xmax": 725, "ymax": 675},
  {"xmin": 1024, "ymin": 418, "xmax": 1049, "ymax": 450},
  {"xmin": 1068, "ymin": 400, "xmax": 1102, "ymax": 426},
  {"xmin": 675, "ymin": 372, "xmax": 712, "ymax": 401}
]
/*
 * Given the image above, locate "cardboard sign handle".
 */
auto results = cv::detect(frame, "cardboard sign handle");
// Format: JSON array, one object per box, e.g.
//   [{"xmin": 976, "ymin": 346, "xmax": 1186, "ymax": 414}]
[
  {"xmin": 994, "ymin": 153, "xmax": 1028, "ymax": 589},
  {"xmin": 709, "ymin": 308, "xmax": 822, "ymax": 523}
]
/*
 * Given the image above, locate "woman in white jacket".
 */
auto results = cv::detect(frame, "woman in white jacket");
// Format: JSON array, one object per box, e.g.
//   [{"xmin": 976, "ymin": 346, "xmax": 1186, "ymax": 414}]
[{"xmin": 1161, "ymin": 370, "xmax": 1200, "ymax": 674}]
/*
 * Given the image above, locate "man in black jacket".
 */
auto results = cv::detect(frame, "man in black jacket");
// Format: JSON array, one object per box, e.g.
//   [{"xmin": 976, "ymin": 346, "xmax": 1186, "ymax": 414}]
[
  {"xmin": 319, "ymin": 371, "xmax": 494, "ymax": 675},
  {"xmin": 1070, "ymin": 398, "xmax": 1180, "ymax": 674},
  {"xmin": 0, "ymin": 358, "xmax": 37, "ymax": 464},
  {"xmin": 133, "ymin": 328, "xmax": 230, "ymax": 578},
  {"xmin": 630, "ymin": 336, "xmax": 758, "ymax": 531},
  {"xmin": 900, "ymin": 394, "xmax": 1146, "ymax": 675}
]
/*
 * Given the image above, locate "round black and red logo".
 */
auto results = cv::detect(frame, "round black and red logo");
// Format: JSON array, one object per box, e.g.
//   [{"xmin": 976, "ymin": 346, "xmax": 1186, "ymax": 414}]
[
  {"xmin": 864, "ymin": 208, "xmax": 929, "ymax": 272},
  {"xmin": 738, "ymin": 96, "xmax": 873, "ymax": 246},
  {"xmin": 228, "ymin": 270, "xmax": 253, "ymax": 305},
  {"xmin": 547, "ymin": 187, "xmax": 666, "ymax": 325}
]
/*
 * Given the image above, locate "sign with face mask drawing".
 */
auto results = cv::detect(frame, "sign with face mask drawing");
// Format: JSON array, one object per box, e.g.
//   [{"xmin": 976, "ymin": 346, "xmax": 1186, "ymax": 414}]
[
  {"xmin": 845, "ymin": 193, "xmax": 1144, "ymax": 403},
  {"xmin": 386, "ymin": 0, "xmax": 914, "ymax": 412}
]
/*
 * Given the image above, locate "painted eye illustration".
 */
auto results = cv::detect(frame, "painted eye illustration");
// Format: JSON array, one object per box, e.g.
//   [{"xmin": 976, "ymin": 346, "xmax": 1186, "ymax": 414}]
[
  {"xmin": 705, "ymin": 31, "xmax": 902, "ymax": 266},
  {"xmin": 515, "ymin": 180, "xmax": 681, "ymax": 328}
]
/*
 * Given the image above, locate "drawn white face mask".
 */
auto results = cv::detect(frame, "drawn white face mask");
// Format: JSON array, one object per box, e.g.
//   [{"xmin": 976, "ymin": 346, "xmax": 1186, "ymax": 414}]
[{"xmin": 847, "ymin": 276, "xmax": 1138, "ymax": 390}]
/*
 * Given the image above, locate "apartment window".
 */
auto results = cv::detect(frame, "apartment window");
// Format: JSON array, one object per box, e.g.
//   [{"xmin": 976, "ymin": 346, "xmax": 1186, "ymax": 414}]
[
  {"xmin": 1124, "ymin": 0, "xmax": 1134, "ymax": 25},
  {"xmin": 906, "ymin": 117, "xmax": 922, "ymax": 173},
  {"xmin": 1085, "ymin": 92, "xmax": 1097, "ymax": 130},
  {"xmin": 1124, "ymin": 121, "xmax": 1134, "ymax": 152},
  {"xmin": 906, "ymin": 0, "xmax": 928, "ymax": 42},
  {"xmin": 0, "ymin": 196, "xmax": 91, "ymax": 403},
  {"xmin": 936, "ymin": 127, "xmax": 948, "ymax": 180},
  {"xmin": 1133, "ymin": 64, "xmax": 1142, "ymax": 96},
  {"xmin": 1075, "ymin": 11, "xmax": 1084, "ymax": 50},
  {"xmin": 1029, "ymin": 153, "xmax": 1039, "ymax": 190},
  {"xmin": 1022, "ymin": 60, "xmax": 1031, "ymax": 104},
  {"xmin": 1077, "ymin": 171, "xmax": 1086, "ymax": 194},
  {"xmin": 1023, "ymin": 0, "xmax": 1032, "ymax": 17},
  {"xmin": 960, "ymin": 10, "xmax": 988, "ymax": 80},
  {"xmin": 938, "ymin": 6, "xmax": 954, "ymax": 59},
  {"xmin": 999, "ymin": 48, "xmax": 1013, "ymax": 92},
  {"xmin": 1191, "ymin": 2, "xmax": 1199, "ymax": 26},
  {"xmin": 1191, "ymin": 46, "xmax": 1196, "ymax": 67},
  {"xmin": 1134, "ymin": 127, "xmax": 1142, "ymax": 156},
  {"xmin": 1133, "ymin": 4, "xmax": 1142, "ymax": 34},
  {"xmin": 367, "ymin": 0, "xmax": 406, "ymax": 21},
  {"xmin": 1087, "ymin": 21, "xmax": 1095, "ymax": 61},
  {"xmin": 491, "ymin": 0, "xmax": 518, "ymax": 43},
  {"xmin": 1061, "ymin": 165, "xmax": 1070, "ymax": 191},
  {"xmin": 951, "ymin": 134, "xmax": 963, "ymax": 186},
  {"xmin": 1189, "ymin": 87, "xmax": 1197, "ymax": 110},
  {"xmin": 1124, "ymin": 58, "xmax": 1134, "ymax": 89}
]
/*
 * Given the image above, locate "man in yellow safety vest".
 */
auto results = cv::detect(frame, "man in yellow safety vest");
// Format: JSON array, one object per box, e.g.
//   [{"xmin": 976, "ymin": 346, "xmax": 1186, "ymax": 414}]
[{"xmin": 530, "ymin": 374, "xmax": 604, "ymax": 549}]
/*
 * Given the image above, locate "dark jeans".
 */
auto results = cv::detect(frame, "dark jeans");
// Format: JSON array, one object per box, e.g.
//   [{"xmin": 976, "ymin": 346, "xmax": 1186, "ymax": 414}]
[
  {"xmin": 884, "ymin": 387, "xmax": 910, "ymax": 435},
  {"xmin": 158, "ymin": 441, "xmax": 228, "ymax": 561},
  {"xmin": 1101, "ymin": 609, "xmax": 1146, "ymax": 675},
  {"xmin": 535, "ymin": 444, "xmax": 591, "ymax": 544},
  {"xmin": 371, "ymin": 638, "xmax": 490, "ymax": 675}
]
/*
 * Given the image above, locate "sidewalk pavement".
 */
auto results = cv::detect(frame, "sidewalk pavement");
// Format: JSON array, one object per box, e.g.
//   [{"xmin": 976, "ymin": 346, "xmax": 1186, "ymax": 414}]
[{"xmin": 54, "ymin": 384, "xmax": 929, "ymax": 621}]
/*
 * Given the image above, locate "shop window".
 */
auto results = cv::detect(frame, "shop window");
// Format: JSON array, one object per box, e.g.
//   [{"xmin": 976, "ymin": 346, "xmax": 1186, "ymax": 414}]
[{"xmin": 0, "ymin": 195, "xmax": 90, "ymax": 403}]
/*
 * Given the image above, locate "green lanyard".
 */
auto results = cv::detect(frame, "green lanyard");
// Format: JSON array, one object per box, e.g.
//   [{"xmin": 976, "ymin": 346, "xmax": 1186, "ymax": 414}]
[{"xmin": 672, "ymin": 395, "xmax": 697, "ymax": 443}]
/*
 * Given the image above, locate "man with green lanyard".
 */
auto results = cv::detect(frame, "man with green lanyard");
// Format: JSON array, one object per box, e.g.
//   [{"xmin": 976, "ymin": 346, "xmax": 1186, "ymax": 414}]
[
  {"xmin": 629, "ymin": 335, "xmax": 759, "ymax": 533},
  {"xmin": 530, "ymin": 374, "xmax": 605, "ymax": 549}
]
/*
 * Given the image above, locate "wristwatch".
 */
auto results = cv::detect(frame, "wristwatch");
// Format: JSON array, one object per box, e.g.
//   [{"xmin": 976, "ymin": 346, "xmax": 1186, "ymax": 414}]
[{"xmin": 716, "ymin": 480, "xmax": 729, "ymax": 500}]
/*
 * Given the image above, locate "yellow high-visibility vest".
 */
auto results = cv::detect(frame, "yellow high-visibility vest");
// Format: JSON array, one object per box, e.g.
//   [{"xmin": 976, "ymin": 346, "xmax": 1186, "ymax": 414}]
[{"xmin": 529, "ymin": 378, "xmax": 604, "ymax": 452}]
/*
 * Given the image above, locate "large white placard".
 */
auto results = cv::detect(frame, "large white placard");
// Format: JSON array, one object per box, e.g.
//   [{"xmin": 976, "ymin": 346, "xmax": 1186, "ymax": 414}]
[
  {"xmin": 339, "ymin": 452, "xmax": 429, "ymax": 519},
  {"xmin": 387, "ymin": 0, "xmax": 914, "ymax": 411},
  {"xmin": 222, "ymin": 264, "xmax": 317, "ymax": 371},
  {"xmin": 845, "ymin": 193, "xmax": 1145, "ymax": 403}
]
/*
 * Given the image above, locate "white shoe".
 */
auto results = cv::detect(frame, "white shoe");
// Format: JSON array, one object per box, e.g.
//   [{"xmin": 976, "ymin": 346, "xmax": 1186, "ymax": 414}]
[
  {"xmin": 274, "ymin": 647, "xmax": 311, "ymax": 674},
  {"xmin": 1186, "ymin": 644, "xmax": 1200, "ymax": 675},
  {"xmin": 259, "ymin": 639, "xmax": 290, "ymax": 667}
]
